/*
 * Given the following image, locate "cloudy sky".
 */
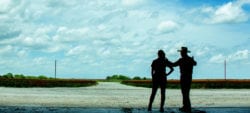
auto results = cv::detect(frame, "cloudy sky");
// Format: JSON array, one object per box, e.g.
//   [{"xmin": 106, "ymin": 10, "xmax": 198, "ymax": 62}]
[{"xmin": 0, "ymin": 0, "xmax": 250, "ymax": 79}]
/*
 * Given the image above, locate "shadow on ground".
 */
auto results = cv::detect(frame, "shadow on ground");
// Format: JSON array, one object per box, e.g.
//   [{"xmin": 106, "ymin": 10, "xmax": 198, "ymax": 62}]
[{"xmin": 0, "ymin": 106, "xmax": 249, "ymax": 113}]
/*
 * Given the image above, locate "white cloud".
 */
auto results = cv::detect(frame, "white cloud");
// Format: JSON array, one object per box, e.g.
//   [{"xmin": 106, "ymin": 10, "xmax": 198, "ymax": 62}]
[
  {"xmin": 93, "ymin": 40, "xmax": 106, "ymax": 46},
  {"xmin": 53, "ymin": 27, "xmax": 89, "ymax": 43},
  {"xmin": 97, "ymin": 48, "xmax": 111, "ymax": 57},
  {"xmin": 237, "ymin": 0, "xmax": 250, "ymax": 5},
  {"xmin": 228, "ymin": 49, "xmax": 249, "ymax": 61},
  {"xmin": 97, "ymin": 24, "xmax": 106, "ymax": 31},
  {"xmin": 209, "ymin": 54, "xmax": 225, "ymax": 63},
  {"xmin": 213, "ymin": 2, "xmax": 247, "ymax": 23},
  {"xmin": 33, "ymin": 57, "xmax": 48, "ymax": 65},
  {"xmin": 196, "ymin": 47, "xmax": 210, "ymax": 56},
  {"xmin": 201, "ymin": 6, "xmax": 214, "ymax": 13},
  {"xmin": 66, "ymin": 45, "xmax": 87, "ymax": 56},
  {"xmin": 121, "ymin": 0, "xmax": 144, "ymax": 7},
  {"xmin": 0, "ymin": 24, "xmax": 21, "ymax": 40},
  {"xmin": 0, "ymin": 45, "xmax": 13, "ymax": 55},
  {"xmin": 204, "ymin": 1, "xmax": 249, "ymax": 24},
  {"xmin": 157, "ymin": 20, "xmax": 179, "ymax": 33},
  {"xmin": 209, "ymin": 50, "xmax": 249, "ymax": 63},
  {"xmin": 17, "ymin": 49, "xmax": 27, "ymax": 57},
  {"xmin": 46, "ymin": 45, "xmax": 64, "ymax": 53},
  {"xmin": 0, "ymin": 0, "xmax": 250, "ymax": 78},
  {"xmin": 0, "ymin": 0, "xmax": 13, "ymax": 13},
  {"xmin": 20, "ymin": 36, "xmax": 50, "ymax": 49}
]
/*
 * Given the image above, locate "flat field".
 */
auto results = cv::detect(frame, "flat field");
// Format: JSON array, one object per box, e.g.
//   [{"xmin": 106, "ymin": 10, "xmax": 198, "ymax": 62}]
[
  {"xmin": 121, "ymin": 79, "xmax": 250, "ymax": 88},
  {"xmin": 0, "ymin": 82, "xmax": 249, "ymax": 108}
]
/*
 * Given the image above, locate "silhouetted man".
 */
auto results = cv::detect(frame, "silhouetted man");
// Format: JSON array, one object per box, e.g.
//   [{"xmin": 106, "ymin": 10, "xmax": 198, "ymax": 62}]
[
  {"xmin": 172, "ymin": 47, "xmax": 197, "ymax": 112},
  {"xmin": 148, "ymin": 50, "xmax": 173, "ymax": 112}
]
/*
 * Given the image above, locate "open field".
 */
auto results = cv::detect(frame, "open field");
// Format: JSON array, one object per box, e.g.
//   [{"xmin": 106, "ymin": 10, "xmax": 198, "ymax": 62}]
[
  {"xmin": 0, "ymin": 106, "xmax": 250, "ymax": 113},
  {"xmin": 121, "ymin": 79, "xmax": 250, "ymax": 88},
  {"xmin": 0, "ymin": 82, "xmax": 250, "ymax": 112},
  {"xmin": 0, "ymin": 82, "xmax": 249, "ymax": 108},
  {"xmin": 0, "ymin": 78, "xmax": 97, "ymax": 87}
]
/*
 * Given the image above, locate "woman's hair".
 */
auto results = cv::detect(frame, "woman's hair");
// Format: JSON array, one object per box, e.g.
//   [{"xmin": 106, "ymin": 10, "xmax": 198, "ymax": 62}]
[{"xmin": 158, "ymin": 50, "xmax": 165, "ymax": 58}]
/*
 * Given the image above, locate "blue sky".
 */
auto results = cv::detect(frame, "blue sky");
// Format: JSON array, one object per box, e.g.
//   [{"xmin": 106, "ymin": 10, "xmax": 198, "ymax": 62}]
[{"xmin": 0, "ymin": 0, "xmax": 250, "ymax": 79}]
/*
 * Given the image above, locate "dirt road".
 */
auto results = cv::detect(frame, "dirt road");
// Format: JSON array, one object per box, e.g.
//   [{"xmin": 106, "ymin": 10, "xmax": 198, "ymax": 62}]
[{"xmin": 0, "ymin": 82, "xmax": 250, "ymax": 108}]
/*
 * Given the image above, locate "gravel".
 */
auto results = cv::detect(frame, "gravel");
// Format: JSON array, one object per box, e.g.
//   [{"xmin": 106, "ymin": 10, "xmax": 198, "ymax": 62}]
[{"xmin": 0, "ymin": 82, "xmax": 249, "ymax": 108}]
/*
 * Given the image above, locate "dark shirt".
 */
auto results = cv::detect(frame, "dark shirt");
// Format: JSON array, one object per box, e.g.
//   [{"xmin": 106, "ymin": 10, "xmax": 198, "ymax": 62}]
[
  {"xmin": 173, "ymin": 56, "xmax": 196, "ymax": 76},
  {"xmin": 151, "ymin": 58, "xmax": 172, "ymax": 77},
  {"xmin": 173, "ymin": 56, "xmax": 197, "ymax": 76}
]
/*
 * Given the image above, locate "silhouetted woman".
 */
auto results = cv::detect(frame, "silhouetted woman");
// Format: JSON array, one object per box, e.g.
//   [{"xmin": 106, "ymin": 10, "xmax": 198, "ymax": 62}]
[{"xmin": 148, "ymin": 50, "xmax": 173, "ymax": 112}]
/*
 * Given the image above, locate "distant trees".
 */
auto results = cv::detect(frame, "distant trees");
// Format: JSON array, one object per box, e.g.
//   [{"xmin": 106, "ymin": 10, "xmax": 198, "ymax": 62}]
[
  {"xmin": 14, "ymin": 74, "xmax": 25, "ymax": 79},
  {"xmin": 38, "ymin": 75, "xmax": 48, "ymax": 79},
  {"xmin": 0, "ymin": 73, "xmax": 51, "ymax": 79},
  {"xmin": 2, "ymin": 73, "xmax": 14, "ymax": 78},
  {"xmin": 133, "ymin": 76, "xmax": 148, "ymax": 80},
  {"xmin": 0, "ymin": 73, "xmax": 149, "ymax": 81},
  {"xmin": 106, "ymin": 75, "xmax": 131, "ymax": 81},
  {"xmin": 106, "ymin": 74, "xmax": 149, "ymax": 81}
]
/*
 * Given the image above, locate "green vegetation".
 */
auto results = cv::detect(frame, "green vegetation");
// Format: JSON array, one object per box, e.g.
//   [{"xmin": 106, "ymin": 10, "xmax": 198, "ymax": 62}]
[
  {"xmin": 105, "ymin": 74, "xmax": 149, "ymax": 82},
  {"xmin": 132, "ymin": 76, "xmax": 148, "ymax": 80},
  {"xmin": 0, "ymin": 73, "xmax": 97, "ymax": 87},
  {"xmin": 1, "ymin": 73, "xmax": 54, "ymax": 79},
  {"xmin": 0, "ymin": 78, "xmax": 97, "ymax": 87},
  {"xmin": 121, "ymin": 79, "xmax": 250, "ymax": 89},
  {"xmin": 106, "ymin": 74, "xmax": 131, "ymax": 81}
]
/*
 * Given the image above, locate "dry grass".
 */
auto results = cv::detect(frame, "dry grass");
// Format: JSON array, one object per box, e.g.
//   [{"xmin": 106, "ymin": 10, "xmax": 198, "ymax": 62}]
[
  {"xmin": 121, "ymin": 79, "xmax": 250, "ymax": 88},
  {"xmin": 0, "ymin": 78, "xmax": 97, "ymax": 87}
]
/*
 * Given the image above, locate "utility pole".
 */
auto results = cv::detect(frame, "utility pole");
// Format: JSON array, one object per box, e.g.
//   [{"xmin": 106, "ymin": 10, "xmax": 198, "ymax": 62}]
[
  {"xmin": 55, "ymin": 60, "xmax": 57, "ymax": 79},
  {"xmin": 224, "ymin": 59, "xmax": 226, "ymax": 80}
]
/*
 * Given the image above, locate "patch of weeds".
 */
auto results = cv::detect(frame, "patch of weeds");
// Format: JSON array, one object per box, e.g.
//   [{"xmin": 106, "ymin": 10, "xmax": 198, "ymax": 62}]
[{"xmin": 122, "ymin": 107, "xmax": 133, "ymax": 113}]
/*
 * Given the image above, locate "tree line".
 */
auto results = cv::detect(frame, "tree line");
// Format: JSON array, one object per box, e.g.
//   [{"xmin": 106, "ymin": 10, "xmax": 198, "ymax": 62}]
[
  {"xmin": 106, "ymin": 74, "xmax": 149, "ymax": 81},
  {"xmin": 0, "ymin": 73, "xmax": 52, "ymax": 79}
]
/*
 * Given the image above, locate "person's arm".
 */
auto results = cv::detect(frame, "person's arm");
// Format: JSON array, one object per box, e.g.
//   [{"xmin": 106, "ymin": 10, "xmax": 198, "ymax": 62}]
[
  {"xmin": 171, "ymin": 59, "xmax": 180, "ymax": 67},
  {"xmin": 192, "ymin": 56, "xmax": 197, "ymax": 66},
  {"xmin": 166, "ymin": 60, "xmax": 174, "ymax": 76},
  {"xmin": 166, "ymin": 66, "xmax": 174, "ymax": 76},
  {"xmin": 151, "ymin": 67, "xmax": 154, "ymax": 77},
  {"xmin": 151, "ymin": 61, "xmax": 155, "ymax": 77}
]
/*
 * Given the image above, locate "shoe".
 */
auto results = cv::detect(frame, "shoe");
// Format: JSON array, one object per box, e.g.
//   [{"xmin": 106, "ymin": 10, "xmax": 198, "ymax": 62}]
[
  {"xmin": 160, "ymin": 108, "xmax": 164, "ymax": 112},
  {"xmin": 147, "ymin": 107, "xmax": 152, "ymax": 111},
  {"xmin": 179, "ymin": 107, "xmax": 191, "ymax": 112}
]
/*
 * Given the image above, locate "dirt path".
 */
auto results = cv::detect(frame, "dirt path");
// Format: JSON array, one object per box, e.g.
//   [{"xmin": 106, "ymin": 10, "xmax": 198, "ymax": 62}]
[{"xmin": 0, "ymin": 82, "xmax": 250, "ymax": 108}]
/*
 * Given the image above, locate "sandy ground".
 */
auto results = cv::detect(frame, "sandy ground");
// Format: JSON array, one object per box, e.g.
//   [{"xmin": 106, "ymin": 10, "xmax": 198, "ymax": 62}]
[
  {"xmin": 0, "ymin": 106, "xmax": 250, "ymax": 113},
  {"xmin": 0, "ymin": 82, "xmax": 250, "ymax": 112}
]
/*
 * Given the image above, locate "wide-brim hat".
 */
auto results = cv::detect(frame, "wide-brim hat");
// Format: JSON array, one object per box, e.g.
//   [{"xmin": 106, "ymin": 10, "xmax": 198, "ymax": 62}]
[{"xmin": 177, "ymin": 47, "xmax": 191, "ymax": 53}]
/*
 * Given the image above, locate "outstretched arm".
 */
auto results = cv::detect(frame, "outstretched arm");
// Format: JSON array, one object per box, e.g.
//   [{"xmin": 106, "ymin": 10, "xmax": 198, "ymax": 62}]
[
  {"xmin": 166, "ymin": 66, "xmax": 174, "ymax": 76},
  {"xmin": 151, "ymin": 67, "xmax": 154, "ymax": 77},
  {"xmin": 166, "ymin": 60, "xmax": 174, "ymax": 76},
  {"xmin": 192, "ymin": 56, "xmax": 197, "ymax": 66},
  {"xmin": 170, "ymin": 58, "xmax": 180, "ymax": 67}
]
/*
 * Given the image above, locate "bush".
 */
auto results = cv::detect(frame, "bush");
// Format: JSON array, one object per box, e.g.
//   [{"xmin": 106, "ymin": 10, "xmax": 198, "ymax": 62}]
[
  {"xmin": 14, "ymin": 74, "xmax": 26, "ymax": 79},
  {"xmin": 1, "ymin": 73, "xmax": 52, "ymax": 79},
  {"xmin": 3, "ymin": 73, "xmax": 14, "ymax": 78},
  {"xmin": 0, "ymin": 78, "xmax": 98, "ymax": 87},
  {"xmin": 26, "ymin": 76, "xmax": 38, "ymax": 79},
  {"xmin": 118, "ymin": 75, "xmax": 131, "ymax": 80},
  {"xmin": 143, "ymin": 77, "xmax": 148, "ymax": 80},
  {"xmin": 106, "ymin": 75, "xmax": 131, "ymax": 81},
  {"xmin": 133, "ymin": 76, "xmax": 141, "ymax": 80},
  {"xmin": 38, "ymin": 75, "xmax": 48, "ymax": 79},
  {"xmin": 0, "ymin": 73, "xmax": 98, "ymax": 87}
]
